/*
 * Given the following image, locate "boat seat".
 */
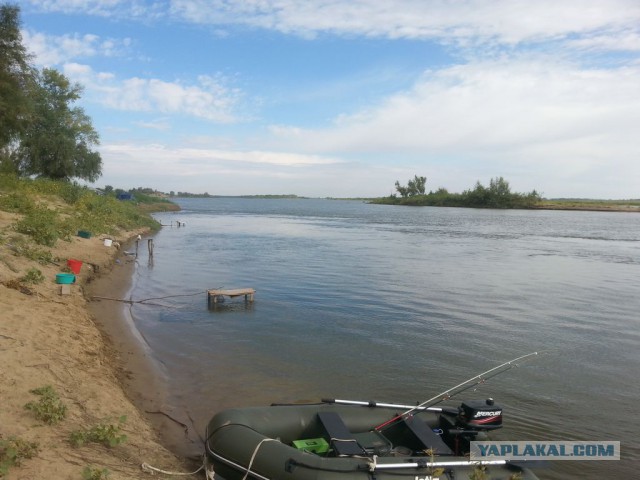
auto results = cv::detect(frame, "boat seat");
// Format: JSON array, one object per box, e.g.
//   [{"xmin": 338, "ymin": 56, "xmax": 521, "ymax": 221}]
[
  {"xmin": 404, "ymin": 415, "xmax": 454, "ymax": 455},
  {"xmin": 317, "ymin": 412, "xmax": 367, "ymax": 457}
]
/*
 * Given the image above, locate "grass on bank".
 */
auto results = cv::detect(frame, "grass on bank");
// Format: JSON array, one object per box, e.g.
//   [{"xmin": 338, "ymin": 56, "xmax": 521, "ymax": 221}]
[
  {"xmin": 70, "ymin": 416, "xmax": 128, "ymax": 448},
  {"xmin": 0, "ymin": 436, "xmax": 39, "ymax": 477},
  {"xmin": 8, "ymin": 384, "xmax": 127, "ymax": 478},
  {"xmin": 538, "ymin": 198, "xmax": 640, "ymax": 210},
  {"xmin": 0, "ymin": 174, "xmax": 171, "ymax": 246},
  {"xmin": 82, "ymin": 466, "xmax": 111, "ymax": 480},
  {"xmin": 24, "ymin": 385, "xmax": 67, "ymax": 426}
]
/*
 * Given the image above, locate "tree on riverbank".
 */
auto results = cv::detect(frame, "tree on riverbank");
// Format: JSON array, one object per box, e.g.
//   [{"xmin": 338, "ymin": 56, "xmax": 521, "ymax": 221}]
[
  {"xmin": 0, "ymin": 4, "xmax": 33, "ymax": 150},
  {"xmin": 373, "ymin": 176, "xmax": 541, "ymax": 209},
  {"xmin": 395, "ymin": 175, "xmax": 427, "ymax": 197},
  {"xmin": 15, "ymin": 69, "xmax": 102, "ymax": 182},
  {"xmin": 0, "ymin": 4, "xmax": 101, "ymax": 182}
]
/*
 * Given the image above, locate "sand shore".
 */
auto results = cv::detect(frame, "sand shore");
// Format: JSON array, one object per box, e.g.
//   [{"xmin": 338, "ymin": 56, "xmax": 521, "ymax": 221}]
[{"xmin": 0, "ymin": 220, "xmax": 194, "ymax": 479}]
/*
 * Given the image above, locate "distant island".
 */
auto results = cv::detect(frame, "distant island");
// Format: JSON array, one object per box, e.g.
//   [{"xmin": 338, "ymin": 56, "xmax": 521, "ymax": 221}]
[
  {"xmin": 371, "ymin": 175, "xmax": 541, "ymax": 209},
  {"xmin": 370, "ymin": 175, "xmax": 640, "ymax": 212}
]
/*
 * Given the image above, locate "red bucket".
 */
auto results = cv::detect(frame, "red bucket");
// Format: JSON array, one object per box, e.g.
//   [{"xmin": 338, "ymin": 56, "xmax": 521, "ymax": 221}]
[{"xmin": 67, "ymin": 259, "xmax": 83, "ymax": 274}]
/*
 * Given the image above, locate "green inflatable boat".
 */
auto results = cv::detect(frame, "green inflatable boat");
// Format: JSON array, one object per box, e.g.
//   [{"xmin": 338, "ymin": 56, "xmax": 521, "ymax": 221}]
[{"xmin": 204, "ymin": 398, "xmax": 539, "ymax": 480}]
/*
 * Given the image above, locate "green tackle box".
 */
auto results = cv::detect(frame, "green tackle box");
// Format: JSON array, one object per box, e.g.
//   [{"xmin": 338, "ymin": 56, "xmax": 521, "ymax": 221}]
[{"xmin": 292, "ymin": 437, "xmax": 330, "ymax": 454}]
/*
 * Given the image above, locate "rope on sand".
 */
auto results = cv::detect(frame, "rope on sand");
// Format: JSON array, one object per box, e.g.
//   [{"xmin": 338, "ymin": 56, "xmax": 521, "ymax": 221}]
[{"xmin": 141, "ymin": 461, "xmax": 204, "ymax": 476}]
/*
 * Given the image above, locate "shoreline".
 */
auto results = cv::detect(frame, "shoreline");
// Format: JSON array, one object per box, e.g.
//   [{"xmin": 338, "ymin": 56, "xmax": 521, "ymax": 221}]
[
  {"xmin": 85, "ymin": 235, "xmax": 205, "ymax": 460},
  {"xmin": 0, "ymin": 226, "xmax": 194, "ymax": 479},
  {"xmin": 534, "ymin": 204, "xmax": 640, "ymax": 212}
]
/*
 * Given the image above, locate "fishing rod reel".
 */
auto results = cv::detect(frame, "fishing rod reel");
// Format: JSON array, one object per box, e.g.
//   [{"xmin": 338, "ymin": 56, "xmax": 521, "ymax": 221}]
[{"xmin": 439, "ymin": 398, "xmax": 503, "ymax": 455}]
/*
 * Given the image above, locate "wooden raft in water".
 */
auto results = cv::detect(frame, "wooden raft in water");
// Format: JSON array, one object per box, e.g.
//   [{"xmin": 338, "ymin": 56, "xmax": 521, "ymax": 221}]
[{"xmin": 207, "ymin": 288, "xmax": 255, "ymax": 306}]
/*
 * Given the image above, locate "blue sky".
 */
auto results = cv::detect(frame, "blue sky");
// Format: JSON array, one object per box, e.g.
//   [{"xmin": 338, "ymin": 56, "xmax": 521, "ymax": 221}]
[{"xmin": 18, "ymin": 0, "xmax": 640, "ymax": 198}]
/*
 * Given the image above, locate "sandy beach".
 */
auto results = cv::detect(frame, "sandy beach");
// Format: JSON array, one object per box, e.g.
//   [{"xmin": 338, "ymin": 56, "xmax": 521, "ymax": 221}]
[{"xmin": 0, "ymin": 212, "xmax": 193, "ymax": 479}]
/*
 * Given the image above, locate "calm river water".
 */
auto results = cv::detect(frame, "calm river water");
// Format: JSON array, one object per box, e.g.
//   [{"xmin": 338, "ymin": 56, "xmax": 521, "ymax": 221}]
[{"xmin": 127, "ymin": 198, "xmax": 639, "ymax": 479}]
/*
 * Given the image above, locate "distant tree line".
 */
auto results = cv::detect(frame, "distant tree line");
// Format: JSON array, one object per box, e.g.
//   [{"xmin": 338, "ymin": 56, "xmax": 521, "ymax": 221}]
[
  {"xmin": 373, "ymin": 176, "xmax": 541, "ymax": 209},
  {"xmin": 0, "ymin": 4, "xmax": 101, "ymax": 182},
  {"xmin": 95, "ymin": 185, "xmax": 177, "ymax": 208},
  {"xmin": 100, "ymin": 186, "xmax": 215, "ymax": 199},
  {"xmin": 170, "ymin": 191, "xmax": 213, "ymax": 198}
]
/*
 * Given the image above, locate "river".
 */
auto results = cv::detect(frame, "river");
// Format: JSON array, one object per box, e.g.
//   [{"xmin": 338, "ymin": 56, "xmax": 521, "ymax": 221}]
[{"xmin": 127, "ymin": 198, "xmax": 639, "ymax": 479}]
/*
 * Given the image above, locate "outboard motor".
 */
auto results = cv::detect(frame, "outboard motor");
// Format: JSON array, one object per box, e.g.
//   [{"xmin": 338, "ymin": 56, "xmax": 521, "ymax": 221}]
[
  {"xmin": 458, "ymin": 398, "xmax": 503, "ymax": 430},
  {"xmin": 439, "ymin": 398, "xmax": 503, "ymax": 455}
]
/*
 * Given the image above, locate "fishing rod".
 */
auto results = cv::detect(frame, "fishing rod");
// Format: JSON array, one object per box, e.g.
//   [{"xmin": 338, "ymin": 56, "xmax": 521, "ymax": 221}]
[{"xmin": 374, "ymin": 351, "xmax": 538, "ymax": 431}]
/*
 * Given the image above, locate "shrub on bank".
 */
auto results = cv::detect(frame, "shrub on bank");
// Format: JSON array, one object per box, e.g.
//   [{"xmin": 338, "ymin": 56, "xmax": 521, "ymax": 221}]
[
  {"xmin": 14, "ymin": 204, "xmax": 64, "ymax": 246},
  {"xmin": 0, "ymin": 192, "xmax": 35, "ymax": 213},
  {"xmin": 24, "ymin": 385, "xmax": 67, "ymax": 425},
  {"xmin": 0, "ymin": 174, "xmax": 162, "ymax": 246},
  {"xmin": 0, "ymin": 436, "xmax": 39, "ymax": 477}
]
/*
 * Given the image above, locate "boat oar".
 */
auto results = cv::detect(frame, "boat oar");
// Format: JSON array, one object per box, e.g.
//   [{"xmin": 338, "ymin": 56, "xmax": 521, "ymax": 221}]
[
  {"xmin": 322, "ymin": 398, "xmax": 447, "ymax": 413},
  {"xmin": 371, "ymin": 458, "xmax": 510, "ymax": 470},
  {"xmin": 368, "ymin": 458, "xmax": 541, "ymax": 471},
  {"xmin": 374, "ymin": 351, "xmax": 539, "ymax": 431}
]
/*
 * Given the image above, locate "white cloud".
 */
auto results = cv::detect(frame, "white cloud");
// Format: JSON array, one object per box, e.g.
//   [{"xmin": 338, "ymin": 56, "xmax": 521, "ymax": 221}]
[
  {"xmin": 21, "ymin": 23, "xmax": 247, "ymax": 124},
  {"xmin": 24, "ymin": 0, "xmax": 163, "ymax": 19},
  {"xmin": 25, "ymin": 0, "xmax": 640, "ymax": 49},
  {"xmin": 22, "ymin": 30, "xmax": 132, "ymax": 67},
  {"xmin": 61, "ymin": 64, "xmax": 243, "ymax": 122},
  {"xmin": 101, "ymin": 143, "xmax": 341, "ymax": 169},
  {"xmin": 63, "ymin": 63, "xmax": 94, "ymax": 77},
  {"xmin": 134, "ymin": 118, "xmax": 172, "ymax": 131},
  {"xmin": 105, "ymin": 76, "xmax": 242, "ymax": 122},
  {"xmin": 267, "ymin": 56, "xmax": 640, "ymax": 196},
  {"xmin": 565, "ymin": 30, "xmax": 640, "ymax": 52},
  {"xmin": 169, "ymin": 0, "xmax": 640, "ymax": 48},
  {"xmin": 97, "ymin": 142, "xmax": 350, "ymax": 194},
  {"xmin": 273, "ymin": 58, "xmax": 640, "ymax": 150}
]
